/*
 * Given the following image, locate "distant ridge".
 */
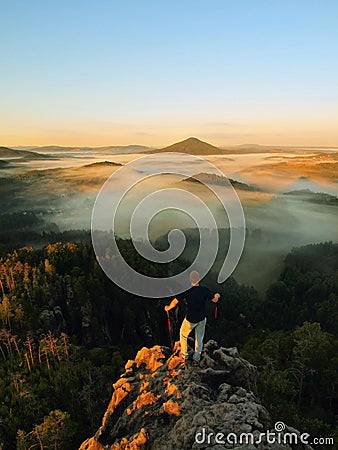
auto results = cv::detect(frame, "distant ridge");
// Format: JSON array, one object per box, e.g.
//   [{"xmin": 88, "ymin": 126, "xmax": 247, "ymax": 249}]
[
  {"xmin": 0, "ymin": 146, "xmax": 51, "ymax": 160},
  {"xmin": 24, "ymin": 145, "xmax": 151, "ymax": 154},
  {"xmin": 83, "ymin": 161, "xmax": 122, "ymax": 168},
  {"xmin": 95, "ymin": 144, "xmax": 151, "ymax": 153},
  {"xmin": 282, "ymin": 176, "xmax": 332, "ymax": 194},
  {"xmin": 150, "ymin": 137, "xmax": 229, "ymax": 155},
  {"xmin": 223, "ymin": 144, "xmax": 286, "ymax": 153},
  {"xmin": 283, "ymin": 188, "xmax": 338, "ymax": 206},
  {"xmin": 0, "ymin": 160, "xmax": 11, "ymax": 168},
  {"xmin": 28, "ymin": 146, "xmax": 80, "ymax": 152},
  {"xmin": 182, "ymin": 172, "xmax": 260, "ymax": 191}
]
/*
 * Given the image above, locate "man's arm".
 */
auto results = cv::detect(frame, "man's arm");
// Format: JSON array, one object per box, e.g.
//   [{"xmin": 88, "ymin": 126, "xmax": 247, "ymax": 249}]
[
  {"xmin": 211, "ymin": 293, "xmax": 220, "ymax": 303},
  {"xmin": 164, "ymin": 298, "xmax": 179, "ymax": 312}
]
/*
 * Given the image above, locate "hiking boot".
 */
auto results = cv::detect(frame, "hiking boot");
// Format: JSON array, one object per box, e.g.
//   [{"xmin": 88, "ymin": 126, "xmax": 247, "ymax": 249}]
[{"xmin": 192, "ymin": 359, "xmax": 200, "ymax": 366}]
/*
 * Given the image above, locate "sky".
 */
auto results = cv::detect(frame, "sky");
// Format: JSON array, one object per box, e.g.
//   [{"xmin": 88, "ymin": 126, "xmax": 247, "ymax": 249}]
[{"xmin": 1, "ymin": 0, "xmax": 338, "ymax": 147}]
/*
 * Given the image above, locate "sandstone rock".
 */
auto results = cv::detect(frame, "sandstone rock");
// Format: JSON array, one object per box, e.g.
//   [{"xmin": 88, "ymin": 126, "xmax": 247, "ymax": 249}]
[{"xmin": 79, "ymin": 341, "xmax": 313, "ymax": 450}]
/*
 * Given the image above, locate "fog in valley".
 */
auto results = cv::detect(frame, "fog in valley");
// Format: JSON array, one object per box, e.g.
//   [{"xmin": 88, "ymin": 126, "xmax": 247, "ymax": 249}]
[{"xmin": 1, "ymin": 147, "xmax": 337, "ymax": 295}]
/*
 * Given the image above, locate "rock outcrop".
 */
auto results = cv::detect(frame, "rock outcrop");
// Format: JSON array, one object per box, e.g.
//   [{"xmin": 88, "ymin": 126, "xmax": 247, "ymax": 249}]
[{"xmin": 79, "ymin": 340, "xmax": 313, "ymax": 450}]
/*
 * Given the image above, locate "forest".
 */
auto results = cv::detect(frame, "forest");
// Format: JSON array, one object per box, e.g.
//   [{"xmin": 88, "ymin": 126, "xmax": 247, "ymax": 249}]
[{"xmin": 0, "ymin": 230, "xmax": 337, "ymax": 449}]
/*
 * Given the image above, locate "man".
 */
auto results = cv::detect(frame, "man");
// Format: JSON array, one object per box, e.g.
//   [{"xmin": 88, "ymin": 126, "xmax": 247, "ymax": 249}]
[{"xmin": 164, "ymin": 270, "xmax": 220, "ymax": 364}]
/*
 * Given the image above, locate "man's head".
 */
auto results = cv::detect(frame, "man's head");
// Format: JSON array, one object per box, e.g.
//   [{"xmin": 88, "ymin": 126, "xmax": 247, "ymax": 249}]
[{"xmin": 189, "ymin": 270, "xmax": 200, "ymax": 286}]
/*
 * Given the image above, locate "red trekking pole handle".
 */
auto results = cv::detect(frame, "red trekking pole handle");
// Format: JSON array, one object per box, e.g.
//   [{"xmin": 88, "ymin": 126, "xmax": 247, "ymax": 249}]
[
  {"xmin": 166, "ymin": 309, "xmax": 174, "ymax": 349},
  {"xmin": 166, "ymin": 310, "xmax": 171, "ymax": 330}
]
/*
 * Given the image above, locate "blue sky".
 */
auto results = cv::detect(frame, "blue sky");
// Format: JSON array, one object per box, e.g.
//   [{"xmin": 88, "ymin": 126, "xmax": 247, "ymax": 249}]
[{"xmin": 1, "ymin": 0, "xmax": 337, "ymax": 146}]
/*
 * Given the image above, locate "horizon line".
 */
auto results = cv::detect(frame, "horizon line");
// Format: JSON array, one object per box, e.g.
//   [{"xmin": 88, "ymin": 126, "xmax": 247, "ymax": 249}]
[{"xmin": 4, "ymin": 141, "xmax": 338, "ymax": 150}]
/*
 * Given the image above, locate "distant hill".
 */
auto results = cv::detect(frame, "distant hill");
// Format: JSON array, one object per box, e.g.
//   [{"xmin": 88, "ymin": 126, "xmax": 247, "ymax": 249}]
[
  {"xmin": 282, "ymin": 176, "xmax": 332, "ymax": 194},
  {"xmin": 285, "ymin": 188, "xmax": 320, "ymax": 195},
  {"xmin": 222, "ymin": 144, "xmax": 338, "ymax": 154},
  {"xmin": 0, "ymin": 146, "xmax": 51, "ymax": 160},
  {"xmin": 12, "ymin": 146, "xmax": 38, "ymax": 151},
  {"xmin": 222, "ymin": 144, "xmax": 311, "ymax": 154},
  {"xmin": 225, "ymin": 144, "xmax": 286, "ymax": 152},
  {"xmin": 94, "ymin": 145, "xmax": 151, "ymax": 153},
  {"xmin": 26, "ymin": 145, "xmax": 151, "ymax": 154},
  {"xmin": 0, "ymin": 146, "xmax": 28, "ymax": 158},
  {"xmin": 27, "ymin": 146, "xmax": 91, "ymax": 153},
  {"xmin": 83, "ymin": 161, "xmax": 122, "ymax": 168},
  {"xmin": 0, "ymin": 160, "xmax": 12, "ymax": 168},
  {"xmin": 284, "ymin": 188, "xmax": 338, "ymax": 206},
  {"xmin": 182, "ymin": 172, "xmax": 260, "ymax": 191},
  {"xmin": 149, "ymin": 137, "xmax": 230, "ymax": 155}
]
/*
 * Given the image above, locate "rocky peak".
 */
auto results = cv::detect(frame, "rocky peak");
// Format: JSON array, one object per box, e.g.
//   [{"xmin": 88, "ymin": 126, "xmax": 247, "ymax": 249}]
[{"xmin": 79, "ymin": 341, "xmax": 313, "ymax": 450}]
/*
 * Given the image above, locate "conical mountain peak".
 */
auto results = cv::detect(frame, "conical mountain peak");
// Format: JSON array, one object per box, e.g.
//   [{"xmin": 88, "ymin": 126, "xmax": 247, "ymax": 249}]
[{"xmin": 149, "ymin": 137, "xmax": 230, "ymax": 155}]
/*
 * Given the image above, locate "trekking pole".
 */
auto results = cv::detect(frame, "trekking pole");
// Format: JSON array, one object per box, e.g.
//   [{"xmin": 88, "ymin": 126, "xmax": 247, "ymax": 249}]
[
  {"xmin": 166, "ymin": 310, "xmax": 174, "ymax": 350},
  {"xmin": 214, "ymin": 295, "xmax": 220, "ymax": 320},
  {"xmin": 214, "ymin": 303, "xmax": 218, "ymax": 320}
]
